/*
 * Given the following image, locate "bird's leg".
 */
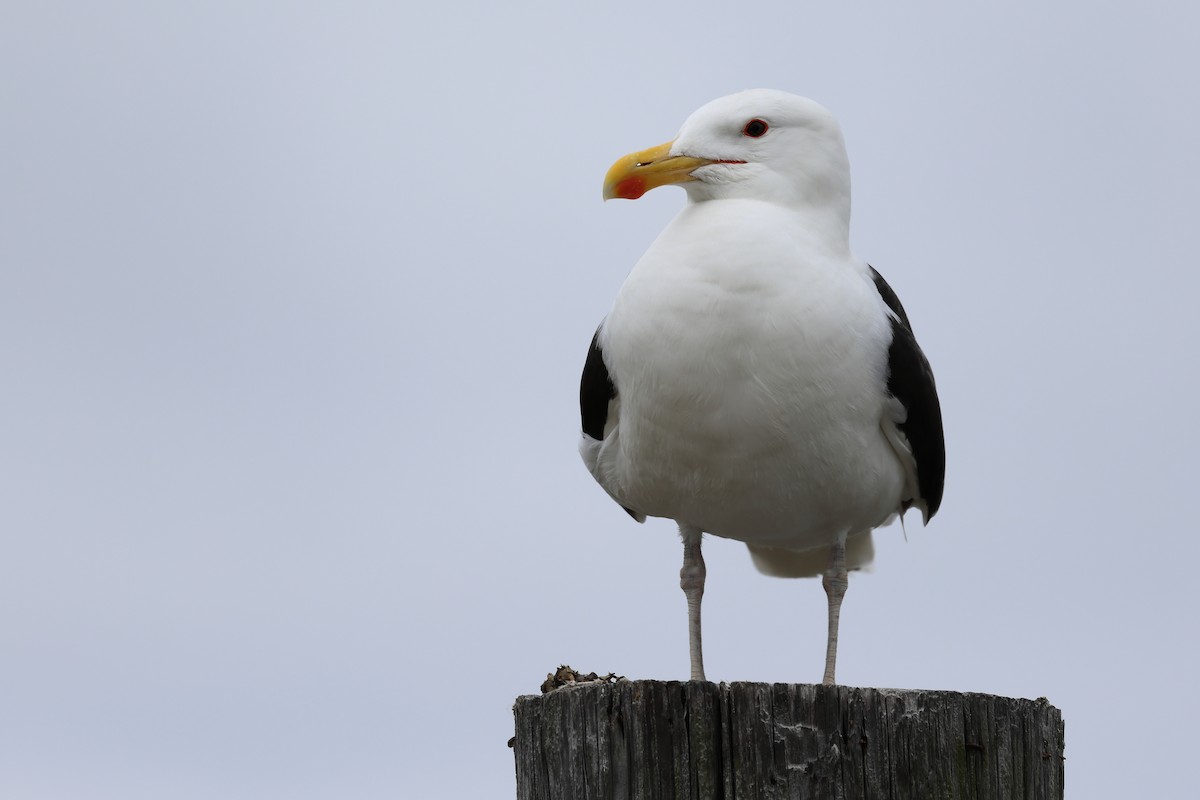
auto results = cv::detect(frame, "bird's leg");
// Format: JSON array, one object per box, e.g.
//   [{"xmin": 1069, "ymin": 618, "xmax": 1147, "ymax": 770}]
[
  {"xmin": 679, "ymin": 525, "xmax": 707, "ymax": 681},
  {"xmin": 821, "ymin": 536, "xmax": 849, "ymax": 686}
]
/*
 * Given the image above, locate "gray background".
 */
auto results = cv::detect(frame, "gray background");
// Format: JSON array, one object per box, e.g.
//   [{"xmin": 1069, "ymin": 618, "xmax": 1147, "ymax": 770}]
[{"xmin": 3, "ymin": 1, "xmax": 1196, "ymax": 797}]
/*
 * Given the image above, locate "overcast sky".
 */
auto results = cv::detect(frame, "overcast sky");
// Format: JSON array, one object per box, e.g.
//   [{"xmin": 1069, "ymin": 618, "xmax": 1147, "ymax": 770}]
[{"xmin": 3, "ymin": 2, "xmax": 1198, "ymax": 797}]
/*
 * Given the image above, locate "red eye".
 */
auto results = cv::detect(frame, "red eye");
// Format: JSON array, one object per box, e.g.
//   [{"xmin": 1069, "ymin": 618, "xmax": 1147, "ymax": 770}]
[{"xmin": 742, "ymin": 118, "xmax": 769, "ymax": 138}]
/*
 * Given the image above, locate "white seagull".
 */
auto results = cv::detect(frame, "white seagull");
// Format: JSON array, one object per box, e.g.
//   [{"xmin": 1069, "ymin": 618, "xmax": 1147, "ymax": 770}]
[{"xmin": 579, "ymin": 89, "xmax": 945, "ymax": 685}]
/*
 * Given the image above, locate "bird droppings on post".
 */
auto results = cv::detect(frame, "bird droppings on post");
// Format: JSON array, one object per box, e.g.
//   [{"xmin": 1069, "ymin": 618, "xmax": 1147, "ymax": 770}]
[{"xmin": 539, "ymin": 665, "xmax": 625, "ymax": 694}]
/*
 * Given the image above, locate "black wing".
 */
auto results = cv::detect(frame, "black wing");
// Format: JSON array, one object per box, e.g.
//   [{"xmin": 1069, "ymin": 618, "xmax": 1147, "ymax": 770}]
[
  {"xmin": 579, "ymin": 326, "xmax": 641, "ymax": 521},
  {"xmin": 870, "ymin": 266, "xmax": 945, "ymax": 521},
  {"xmin": 580, "ymin": 327, "xmax": 616, "ymax": 440}
]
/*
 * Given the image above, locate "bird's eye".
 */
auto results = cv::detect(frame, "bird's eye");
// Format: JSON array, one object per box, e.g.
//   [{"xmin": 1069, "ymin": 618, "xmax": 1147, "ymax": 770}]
[{"xmin": 742, "ymin": 118, "xmax": 769, "ymax": 138}]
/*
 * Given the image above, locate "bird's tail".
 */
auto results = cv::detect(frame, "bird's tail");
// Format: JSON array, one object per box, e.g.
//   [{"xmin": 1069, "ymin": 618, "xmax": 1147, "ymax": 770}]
[{"xmin": 746, "ymin": 532, "xmax": 875, "ymax": 578}]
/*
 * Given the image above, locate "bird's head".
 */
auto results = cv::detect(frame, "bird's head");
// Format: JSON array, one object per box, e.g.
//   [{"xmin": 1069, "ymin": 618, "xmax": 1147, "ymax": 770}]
[{"xmin": 603, "ymin": 89, "xmax": 852, "ymax": 216}]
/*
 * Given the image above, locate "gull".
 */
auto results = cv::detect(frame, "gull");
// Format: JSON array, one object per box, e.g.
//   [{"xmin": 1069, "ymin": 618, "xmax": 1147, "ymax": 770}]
[{"xmin": 579, "ymin": 89, "xmax": 945, "ymax": 685}]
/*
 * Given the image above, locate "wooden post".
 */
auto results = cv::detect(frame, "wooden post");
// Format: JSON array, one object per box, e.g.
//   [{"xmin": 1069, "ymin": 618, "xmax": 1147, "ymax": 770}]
[{"xmin": 513, "ymin": 681, "xmax": 1064, "ymax": 799}]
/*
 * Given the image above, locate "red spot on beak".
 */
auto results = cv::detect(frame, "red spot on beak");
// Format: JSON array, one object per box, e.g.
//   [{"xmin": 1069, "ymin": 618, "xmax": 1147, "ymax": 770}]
[{"xmin": 614, "ymin": 176, "xmax": 647, "ymax": 200}]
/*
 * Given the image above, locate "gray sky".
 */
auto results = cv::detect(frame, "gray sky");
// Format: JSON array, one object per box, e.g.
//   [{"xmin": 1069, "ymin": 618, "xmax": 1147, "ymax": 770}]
[{"xmin": 3, "ymin": 2, "xmax": 1197, "ymax": 797}]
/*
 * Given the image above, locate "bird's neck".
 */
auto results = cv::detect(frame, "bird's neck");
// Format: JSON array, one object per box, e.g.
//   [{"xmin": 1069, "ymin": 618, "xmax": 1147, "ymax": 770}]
[
  {"xmin": 684, "ymin": 194, "xmax": 852, "ymax": 256},
  {"xmin": 791, "ymin": 201, "xmax": 852, "ymax": 253},
  {"xmin": 684, "ymin": 177, "xmax": 852, "ymax": 250}
]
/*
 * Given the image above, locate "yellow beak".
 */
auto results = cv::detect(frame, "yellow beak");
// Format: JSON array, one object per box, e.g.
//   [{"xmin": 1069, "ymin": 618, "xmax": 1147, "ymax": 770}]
[{"xmin": 602, "ymin": 141, "xmax": 715, "ymax": 200}]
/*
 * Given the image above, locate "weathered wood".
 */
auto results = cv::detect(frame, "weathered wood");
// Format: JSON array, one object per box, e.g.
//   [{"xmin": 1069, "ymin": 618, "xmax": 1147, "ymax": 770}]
[{"xmin": 513, "ymin": 681, "xmax": 1064, "ymax": 799}]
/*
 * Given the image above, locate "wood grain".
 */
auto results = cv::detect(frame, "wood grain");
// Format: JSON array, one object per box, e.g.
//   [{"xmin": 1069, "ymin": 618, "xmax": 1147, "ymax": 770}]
[{"xmin": 513, "ymin": 681, "xmax": 1063, "ymax": 799}]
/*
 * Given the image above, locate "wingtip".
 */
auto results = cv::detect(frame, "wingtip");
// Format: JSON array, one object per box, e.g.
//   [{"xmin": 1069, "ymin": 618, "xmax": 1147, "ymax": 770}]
[{"xmin": 903, "ymin": 499, "xmax": 932, "ymax": 527}]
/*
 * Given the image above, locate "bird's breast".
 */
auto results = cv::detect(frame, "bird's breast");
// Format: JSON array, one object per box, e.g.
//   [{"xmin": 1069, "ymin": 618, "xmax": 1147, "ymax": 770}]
[{"xmin": 597, "ymin": 203, "xmax": 903, "ymax": 544}]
